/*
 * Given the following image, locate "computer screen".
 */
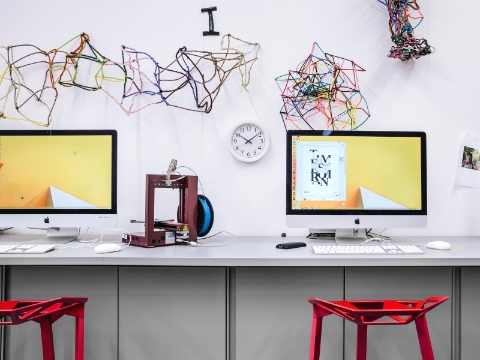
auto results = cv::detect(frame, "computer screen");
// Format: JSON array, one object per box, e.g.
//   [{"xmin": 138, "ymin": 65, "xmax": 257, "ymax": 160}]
[
  {"xmin": 0, "ymin": 130, "xmax": 117, "ymax": 229},
  {"xmin": 286, "ymin": 130, "xmax": 427, "ymax": 240}
]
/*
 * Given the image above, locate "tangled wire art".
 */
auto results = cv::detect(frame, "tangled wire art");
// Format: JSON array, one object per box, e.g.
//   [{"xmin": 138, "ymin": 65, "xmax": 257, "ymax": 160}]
[
  {"xmin": 378, "ymin": 0, "xmax": 433, "ymax": 61},
  {"xmin": 103, "ymin": 34, "xmax": 259, "ymax": 116},
  {"xmin": 0, "ymin": 33, "xmax": 260, "ymax": 126},
  {"xmin": 275, "ymin": 43, "xmax": 370, "ymax": 131}
]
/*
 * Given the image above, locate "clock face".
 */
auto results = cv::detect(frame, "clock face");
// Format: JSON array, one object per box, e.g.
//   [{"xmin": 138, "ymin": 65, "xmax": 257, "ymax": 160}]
[{"xmin": 229, "ymin": 122, "xmax": 269, "ymax": 162}]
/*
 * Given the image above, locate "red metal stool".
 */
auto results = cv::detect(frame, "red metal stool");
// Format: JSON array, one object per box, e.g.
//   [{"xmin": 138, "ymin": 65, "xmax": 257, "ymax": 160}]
[
  {"xmin": 308, "ymin": 296, "xmax": 448, "ymax": 360},
  {"xmin": 0, "ymin": 297, "xmax": 88, "ymax": 360}
]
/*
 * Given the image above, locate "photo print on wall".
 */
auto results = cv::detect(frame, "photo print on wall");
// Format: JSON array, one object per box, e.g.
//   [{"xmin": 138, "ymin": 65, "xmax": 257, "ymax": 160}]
[{"xmin": 456, "ymin": 133, "xmax": 480, "ymax": 188}]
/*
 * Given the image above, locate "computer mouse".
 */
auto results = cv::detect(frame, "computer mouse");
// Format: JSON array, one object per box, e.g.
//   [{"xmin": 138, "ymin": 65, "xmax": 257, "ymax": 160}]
[
  {"xmin": 94, "ymin": 243, "xmax": 122, "ymax": 254},
  {"xmin": 426, "ymin": 241, "xmax": 451, "ymax": 250}
]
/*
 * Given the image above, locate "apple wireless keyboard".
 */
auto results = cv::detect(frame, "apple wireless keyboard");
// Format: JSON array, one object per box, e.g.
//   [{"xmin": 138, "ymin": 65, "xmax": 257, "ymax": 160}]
[
  {"xmin": 312, "ymin": 245, "xmax": 424, "ymax": 255},
  {"xmin": 0, "ymin": 244, "xmax": 56, "ymax": 254}
]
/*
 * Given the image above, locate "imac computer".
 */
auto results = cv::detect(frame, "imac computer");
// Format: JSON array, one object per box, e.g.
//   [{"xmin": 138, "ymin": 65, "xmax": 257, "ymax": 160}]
[
  {"xmin": 0, "ymin": 130, "xmax": 117, "ymax": 240},
  {"xmin": 286, "ymin": 130, "xmax": 426, "ymax": 245}
]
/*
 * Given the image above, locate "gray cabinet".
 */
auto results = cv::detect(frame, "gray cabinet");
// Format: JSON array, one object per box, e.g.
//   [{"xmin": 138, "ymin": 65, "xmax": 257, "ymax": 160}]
[
  {"xmin": 460, "ymin": 267, "xmax": 480, "ymax": 360},
  {"xmin": 0, "ymin": 265, "xmax": 460, "ymax": 360},
  {"xmin": 118, "ymin": 266, "xmax": 226, "ymax": 360},
  {"xmin": 233, "ymin": 267, "xmax": 344, "ymax": 360}
]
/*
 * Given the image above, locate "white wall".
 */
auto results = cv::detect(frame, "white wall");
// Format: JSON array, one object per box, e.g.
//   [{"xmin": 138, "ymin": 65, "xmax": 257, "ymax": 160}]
[{"xmin": 1, "ymin": 0, "xmax": 478, "ymax": 237}]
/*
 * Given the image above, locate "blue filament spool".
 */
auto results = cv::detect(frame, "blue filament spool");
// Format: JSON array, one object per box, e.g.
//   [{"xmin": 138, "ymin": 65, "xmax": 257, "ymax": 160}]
[{"xmin": 197, "ymin": 195, "xmax": 214, "ymax": 237}]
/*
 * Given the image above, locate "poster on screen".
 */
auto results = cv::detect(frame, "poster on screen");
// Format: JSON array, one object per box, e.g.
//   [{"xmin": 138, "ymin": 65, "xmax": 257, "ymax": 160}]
[{"xmin": 456, "ymin": 133, "xmax": 480, "ymax": 188}]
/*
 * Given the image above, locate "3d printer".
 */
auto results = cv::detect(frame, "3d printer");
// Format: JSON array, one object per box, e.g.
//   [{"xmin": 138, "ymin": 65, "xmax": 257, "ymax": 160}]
[{"xmin": 124, "ymin": 173, "xmax": 214, "ymax": 247}]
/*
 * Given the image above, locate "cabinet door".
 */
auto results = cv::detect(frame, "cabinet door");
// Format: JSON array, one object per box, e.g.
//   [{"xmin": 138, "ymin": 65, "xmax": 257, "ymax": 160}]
[
  {"xmin": 234, "ymin": 267, "xmax": 344, "ymax": 360},
  {"xmin": 461, "ymin": 267, "xmax": 480, "ymax": 359},
  {"xmin": 345, "ymin": 267, "xmax": 452, "ymax": 360},
  {"xmin": 119, "ymin": 267, "xmax": 226, "ymax": 360},
  {"xmin": 6, "ymin": 266, "xmax": 118, "ymax": 360}
]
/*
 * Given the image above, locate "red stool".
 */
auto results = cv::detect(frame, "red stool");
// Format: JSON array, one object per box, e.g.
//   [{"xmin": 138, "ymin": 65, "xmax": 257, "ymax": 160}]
[
  {"xmin": 308, "ymin": 296, "xmax": 448, "ymax": 360},
  {"xmin": 0, "ymin": 297, "xmax": 88, "ymax": 360}
]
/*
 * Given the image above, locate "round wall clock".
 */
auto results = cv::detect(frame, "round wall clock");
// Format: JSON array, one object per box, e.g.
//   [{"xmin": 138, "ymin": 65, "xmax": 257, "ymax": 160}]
[{"xmin": 228, "ymin": 122, "xmax": 270, "ymax": 162}]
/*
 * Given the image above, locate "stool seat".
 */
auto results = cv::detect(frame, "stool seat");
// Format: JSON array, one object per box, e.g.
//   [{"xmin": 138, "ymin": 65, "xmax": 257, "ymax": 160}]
[
  {"xmin": 308, "ymin": 296, "xmax": 448, "ymax": 360},
  {"xmin": 1, "ymin": 297, "xmax": 88, "ymax": 360}
]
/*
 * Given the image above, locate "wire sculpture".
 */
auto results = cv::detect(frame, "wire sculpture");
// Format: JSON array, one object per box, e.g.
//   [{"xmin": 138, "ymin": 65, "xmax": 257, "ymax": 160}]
[
  {"xmin": 0, "ymin": 44, "xmax": 60, "ymax": 127},
  {"xmin": 58, "ymin": 33, "xmax": 126, "ymax": 92},
  {"xmin": 378, "ymin": 0, "xmax": 433, "ymax": 61},
  {"xmin": 102, "ymin": 35, "xmax": 260, "ymax": 115},
  {"xmin": 0, "ymin": 33, "xmax": 260, "ymax": 126},
  {"xmin": 275, "ymin": 42, "xmax": 370, "ymax": 131},
  {"xmin": 221, "ymin": 34, "xmax": 259, "ymax": 90},
  {"xmin": 0, "ymin": 33, "xmax": 108, "ymax": 126}
]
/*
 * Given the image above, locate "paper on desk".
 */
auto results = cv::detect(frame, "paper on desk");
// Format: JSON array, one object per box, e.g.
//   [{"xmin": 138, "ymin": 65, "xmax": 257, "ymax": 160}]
[{"xmin": 456, "ymin": 133, "xmax": 480, "ymax": 188}]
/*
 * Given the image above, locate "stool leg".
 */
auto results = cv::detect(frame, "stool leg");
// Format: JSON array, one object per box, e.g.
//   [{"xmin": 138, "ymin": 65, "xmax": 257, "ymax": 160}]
[
  {"xmin": 356, "ymin": 325, "xmax": 367, "ymax": 360},
  {"xmin": 75, "ymin": 315, "xmax": 85, "ymax": 360},
  {"xmin": 39, "ymin": 318, "xmax": 55, "ymax": 360},
  {"xmin": 415, "ymin": 315, "xmax": 435, "ymax": 360},
  {"xmin": 309, "ymin": 317, "xmax": 323, "ymax": 360}
]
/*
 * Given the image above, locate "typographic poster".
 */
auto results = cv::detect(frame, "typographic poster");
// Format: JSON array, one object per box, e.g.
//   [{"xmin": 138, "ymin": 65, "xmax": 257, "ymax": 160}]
[{"xmin": 296, "ymin": 141, "xmax": 347, "ymax": 203}]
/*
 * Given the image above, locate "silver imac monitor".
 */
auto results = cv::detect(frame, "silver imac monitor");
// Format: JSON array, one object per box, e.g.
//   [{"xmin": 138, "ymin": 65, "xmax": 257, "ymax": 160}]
[
  {"xmin": 0, "ymin": 130, "xmax": 117, "ymax": 239},
  {"xmin": 286, "ymin": 130, "xmax": 427, "ymax": 245}
]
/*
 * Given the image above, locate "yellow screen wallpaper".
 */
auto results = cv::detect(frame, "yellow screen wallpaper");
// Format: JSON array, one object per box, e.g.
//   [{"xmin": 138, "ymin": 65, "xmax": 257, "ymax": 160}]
[
  {"xmin": 0, "ymin": 135, "xmax": 112, "ymax": 209},
  {"xmin": 292, "ymin": 136, "xmax": 422, "ymax": 210}
]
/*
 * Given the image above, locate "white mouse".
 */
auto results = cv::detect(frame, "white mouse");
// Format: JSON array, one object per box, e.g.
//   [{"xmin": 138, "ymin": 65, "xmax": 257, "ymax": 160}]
[
  {"xmin": 426, "ymin": 241, "xmax": 451, "ymax": 250},
  {"xmin": 94, "ymin": 243, "xmax": 122, "ymax": 254}
]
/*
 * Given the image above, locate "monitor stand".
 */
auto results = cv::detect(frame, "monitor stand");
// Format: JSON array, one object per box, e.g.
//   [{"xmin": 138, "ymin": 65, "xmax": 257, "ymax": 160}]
[
  {"xmin": 335, "ymin": 228, "xmax": 369, "ymax": 245},
  {"xmin": 24, "ymin": 227, "xmax": 79, "ymax": 245}
]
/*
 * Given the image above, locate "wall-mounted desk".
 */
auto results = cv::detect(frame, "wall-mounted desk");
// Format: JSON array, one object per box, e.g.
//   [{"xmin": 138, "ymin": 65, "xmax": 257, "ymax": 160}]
[
  {"xmin": 0, "ymin": 235, "xmax": 478, "ymax": 266},
  {"xmin": 0, "ymin": 235, "xmax": 477, "ymax": 360}
]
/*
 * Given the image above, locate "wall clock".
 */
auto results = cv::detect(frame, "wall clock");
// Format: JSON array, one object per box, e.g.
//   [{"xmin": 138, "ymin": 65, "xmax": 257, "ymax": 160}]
[{"xmin": 228, "ymin": 122, "xmax": 270, "ymax": 162}]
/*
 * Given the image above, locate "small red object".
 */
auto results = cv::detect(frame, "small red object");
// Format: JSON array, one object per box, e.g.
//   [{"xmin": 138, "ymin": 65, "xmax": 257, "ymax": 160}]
[
  {"xmin": 0, "ymin": 297, "xmax": 88, "ymax": 360},
  {"xmin": 308, "ymin": 296, "xmax": 448, "ymax": 360}
]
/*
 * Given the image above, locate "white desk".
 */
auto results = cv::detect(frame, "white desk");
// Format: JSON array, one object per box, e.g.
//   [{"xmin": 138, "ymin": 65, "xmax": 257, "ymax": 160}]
[
  {"xmin": 0, "ymin": 235, "xmax": 476, "ymax": 266},
  {"xmin": 0, "ymin": 235, "xmax": 477, "ymax": 360}
]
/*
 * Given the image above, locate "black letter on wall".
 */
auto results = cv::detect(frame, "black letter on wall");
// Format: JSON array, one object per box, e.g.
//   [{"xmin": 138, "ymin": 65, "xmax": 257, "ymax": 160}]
[{"xmin": 201, "ymin": 7, "xmax": 220, "ymax": 36}]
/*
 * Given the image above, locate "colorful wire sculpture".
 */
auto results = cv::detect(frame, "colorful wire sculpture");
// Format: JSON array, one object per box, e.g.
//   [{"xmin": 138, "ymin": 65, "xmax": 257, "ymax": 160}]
[
  {"xmin": 378, "ymin": 0, "xmax": 433, "ymax": 61},
  {"xmin": 0, "ymin": 33, "xmax": 108, "ymax": 126},
  {"xmin": 58, "ymin": 33, "xmax": 126, "ymax": 92},
  {"xmin": 0, "ymin": 44, "xmax": 59, "ymax": 126},
  {"xmin": 276, "ymin": 43, "xmax": 370, "ymax": 131},
  {"xmin": 0, "ymin": 33, "xmax": 260, "ymax": 126},
  {"xmin": 103, "ymin": 36, "xmax": 260, "ymax": 115}
]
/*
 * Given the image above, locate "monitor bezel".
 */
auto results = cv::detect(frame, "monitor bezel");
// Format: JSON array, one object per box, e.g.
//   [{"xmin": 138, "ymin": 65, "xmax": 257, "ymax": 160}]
[
  {"xmin": 286, "ymin": 130, "xmax": 427, "ymax": 216},
  {"xmin": 0, "ymin": 129, "xmax": 117, "ymax": 215}
]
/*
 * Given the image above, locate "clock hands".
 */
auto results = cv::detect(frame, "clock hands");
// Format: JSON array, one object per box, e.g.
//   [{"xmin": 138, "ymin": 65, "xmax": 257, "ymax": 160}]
[
  {"xmin": 237, "ymin": 130, "xmax": 262, "ymax": 145},
  {"xmin": 245, "ymin": 132, "xmax": 261, "ymax": 143},
  {"xmin": 237, "ymin": 134, "xmax": 253, "ymax": 144}
]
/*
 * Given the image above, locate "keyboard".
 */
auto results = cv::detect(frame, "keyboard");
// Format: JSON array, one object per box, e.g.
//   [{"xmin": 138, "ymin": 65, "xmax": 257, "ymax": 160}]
[
  {"xmin": 312, "ymin": 245, "xmax": 424, "ymax": 255},
  {"xmin": 0, "ymin": 244, "xmax": 56, "ymax": 254}
]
